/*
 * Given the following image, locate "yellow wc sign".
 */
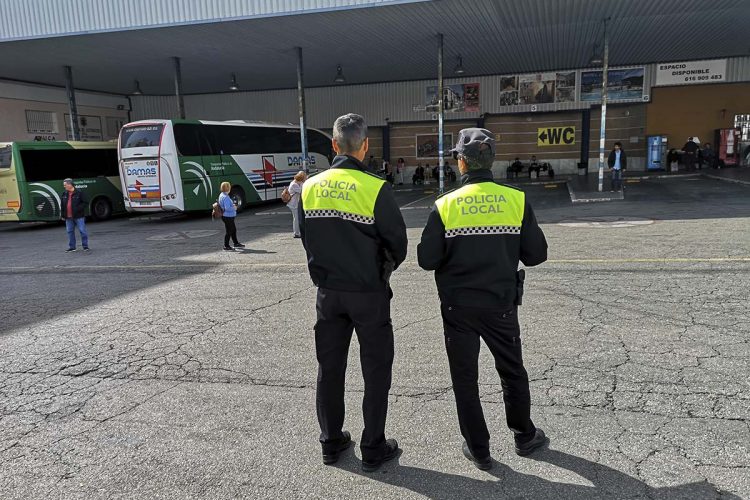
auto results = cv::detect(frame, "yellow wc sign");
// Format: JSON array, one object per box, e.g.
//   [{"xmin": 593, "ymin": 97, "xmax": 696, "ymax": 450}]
[{"xmin": 537, "ymin": 126, "xmax": 576, "ymax": 146}]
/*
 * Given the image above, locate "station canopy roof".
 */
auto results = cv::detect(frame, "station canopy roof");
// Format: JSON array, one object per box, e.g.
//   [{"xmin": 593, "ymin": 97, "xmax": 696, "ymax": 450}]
[{"xmin": 0, "ymin": 0, "xmax": 748, "ymax": 95}]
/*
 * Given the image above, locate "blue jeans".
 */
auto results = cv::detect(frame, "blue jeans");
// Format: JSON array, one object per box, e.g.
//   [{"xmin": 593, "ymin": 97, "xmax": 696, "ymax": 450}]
[
  {"xmin": 65, "ymin": 218, "xmax": 88, "ymax": 249},
  {"xmin": 611, "ymin": 169, "xmax": 623, "ymax": 191}
]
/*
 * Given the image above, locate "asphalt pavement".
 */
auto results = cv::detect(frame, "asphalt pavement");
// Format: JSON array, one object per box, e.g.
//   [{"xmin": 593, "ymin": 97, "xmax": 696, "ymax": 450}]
[{"xmin": 0, "ymin": 176, "xmax": 748, "ymax": 499}]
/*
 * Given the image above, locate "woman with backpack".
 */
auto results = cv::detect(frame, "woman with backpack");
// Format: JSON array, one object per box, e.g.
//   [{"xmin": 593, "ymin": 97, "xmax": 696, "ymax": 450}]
[
  {"xmin": 285, "ymin": 171, "xmax": 307, "ymax": 238},
  {"xmin": 218, "ymin": 182, "xmax": 244, "ymax": 251}
]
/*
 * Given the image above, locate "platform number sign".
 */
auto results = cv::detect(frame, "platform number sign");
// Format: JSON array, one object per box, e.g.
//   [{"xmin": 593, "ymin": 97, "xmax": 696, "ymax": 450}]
[{"xmin": 537, "ymin": 126, "xmax": 576, "ymax": 147}]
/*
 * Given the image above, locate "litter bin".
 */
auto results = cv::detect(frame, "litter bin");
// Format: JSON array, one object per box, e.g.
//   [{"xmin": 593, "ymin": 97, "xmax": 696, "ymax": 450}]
[{"xmin": 577, "ymin": 162, "xmax": 588, "ymax": 176}]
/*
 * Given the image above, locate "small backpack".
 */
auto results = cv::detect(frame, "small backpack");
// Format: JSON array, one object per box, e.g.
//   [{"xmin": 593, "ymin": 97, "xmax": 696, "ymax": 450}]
[
  {"xmin": 211, "ymin": 197, "xmax": 224, "ymax": 219},
  {"xmin": 281, "ymin": 187, "xmax": 292, "ymax": 203}
]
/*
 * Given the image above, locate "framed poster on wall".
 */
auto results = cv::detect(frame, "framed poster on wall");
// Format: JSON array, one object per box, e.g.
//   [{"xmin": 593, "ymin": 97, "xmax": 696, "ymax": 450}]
[
  {"xmin": 499, "ymin": 76, "xmax": 519, "ymax": 106},
  {"xmin": 581, "ymin": 67, "xmax": 645, "ymax": 102},
  {"xmin": 519, "ymin": 73, "xmax": 556, "ymax": 104},
  {"xmin": 426, "ymin": 84, "xmax": 480, "ymax": 112},
  {"xmin": 416, "ymin": 133, "xmax": 453, "ymax": 159}
]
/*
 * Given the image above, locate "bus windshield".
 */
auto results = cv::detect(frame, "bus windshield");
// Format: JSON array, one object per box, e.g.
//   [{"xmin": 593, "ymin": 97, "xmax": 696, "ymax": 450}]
[
  {"xmin": 0, "ymin": 145, "xmax": 11, "ymax": 169},
  {"xmin": 120, "ymin": 125, "xmax": 163, "ymax": 149}
]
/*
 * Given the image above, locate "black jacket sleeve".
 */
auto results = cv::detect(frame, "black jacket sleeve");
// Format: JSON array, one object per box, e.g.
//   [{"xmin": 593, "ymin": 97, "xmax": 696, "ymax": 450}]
[
  {"xmin": 607, "ymin": 151, "xmax": 615, "ymax": 168},
  {"xmin": 417, "ymin": 205, "xmax": 445, "ymax": 271},
  {"xmin": 373, "ymin": 184, "xmax": 408, "ymax": 269},
  {"xmin": 520, "ymin": 202, "xmax": 547, "ymax": 267}
]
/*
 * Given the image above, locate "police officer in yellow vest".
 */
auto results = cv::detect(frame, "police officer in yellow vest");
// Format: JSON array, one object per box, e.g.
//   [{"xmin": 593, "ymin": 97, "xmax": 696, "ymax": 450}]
[
  {"xmin": 299, "ymin": 113, "xmax": 407, "ymax": 472},
  {"xmin": 417, "ymin": 128, "xmax": 548, "ymax": 470}
]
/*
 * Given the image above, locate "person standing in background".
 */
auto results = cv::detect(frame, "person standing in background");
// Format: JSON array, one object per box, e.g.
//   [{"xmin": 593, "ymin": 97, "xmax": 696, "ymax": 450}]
[
  {"xmin": 396, "ymin": 158, "xmax": 405, "ymax": 185},
  {"xmin": 218, "ymin": 182, "xmax": 244, "ymax": 251},
  {"xmin": 607, "ymin": 142, "xmax": 627, "ymax": 191},
  {"xmin": 61, "ymin": 178, "xmax": 89, "ymax": 252},
  {"xmin": 682, "ymin": 137, "xmax": 699, "ymax": 171},
  {"xmin": 287, "ymin": 171, "xmax": 307, "ymax": 238},
  {"xmin": 701, "ymin": 143, "xmax": 716, "ymax": 170}
]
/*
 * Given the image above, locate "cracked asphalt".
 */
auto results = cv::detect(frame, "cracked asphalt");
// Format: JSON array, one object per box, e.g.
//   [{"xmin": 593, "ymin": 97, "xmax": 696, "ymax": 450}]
[{"xmin": 0, "ymin": 176, "xmax": 748, "ymax": 499}]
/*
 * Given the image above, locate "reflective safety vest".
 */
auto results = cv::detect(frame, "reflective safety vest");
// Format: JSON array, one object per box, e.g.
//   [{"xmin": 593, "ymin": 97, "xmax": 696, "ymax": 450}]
[
  {"xmin": 301, "ymin": 168, "xmax": 385, "ymax": 224},
  {"xmin": 435, "ymin": 182, "xmax": 525, "ymax": 237}
]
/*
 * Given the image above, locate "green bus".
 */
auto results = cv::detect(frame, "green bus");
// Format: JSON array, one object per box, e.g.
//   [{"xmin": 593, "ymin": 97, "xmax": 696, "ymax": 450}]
[
  {"xmin": 0, "ymin": 141, "xmax": 125, "ymax": 222},
  {"xmin": 117, "ymin": 119, "xmax": 333, "ymax": 213}
]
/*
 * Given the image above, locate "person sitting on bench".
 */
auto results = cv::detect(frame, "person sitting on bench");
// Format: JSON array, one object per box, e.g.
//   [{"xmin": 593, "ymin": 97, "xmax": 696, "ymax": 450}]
[
  {"xmin": 508, "ymin": 157, "xmax": 523, "ymax": 179},
  {"xmin": 412, "ymin": 164, "xmax": 425, "ymax": 185},
  {"xmin": 529, "ymin": 155, "xmax": 541, "ymax": 178}
]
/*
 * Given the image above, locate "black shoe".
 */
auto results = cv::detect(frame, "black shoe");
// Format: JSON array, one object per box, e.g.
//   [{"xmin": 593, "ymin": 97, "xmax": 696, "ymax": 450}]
[
  {"xmin": 515, "ymin": 429, "xmax": 549, "ymax": 457},
  {"xmin": 322, "ymin": 431, "xmax": 353, "ymax": 465},
  {"xmin": 293, "ymin": 234, "xmax": 301, "ymax": 239},
  {"xmin": 462, "ymin": 442, "xmax": 492, "ymax": 470},
  {"xmin": 65, "ymin": 248, "xmax": 76, "ymax": 252},
  {"xmin": 223, "ymin": 246, "xmax": 235, "ymax": 251},
  {"xmin": 362, "ymin": 439, "xmax": 400, "ymax": 472},
  {"xmin": 233, "ymin": 242, "xmax": 245, "ymax": 248},
  {"xmin": 83, "ymin": 247, "xmax": 90, "ymax": 252}
]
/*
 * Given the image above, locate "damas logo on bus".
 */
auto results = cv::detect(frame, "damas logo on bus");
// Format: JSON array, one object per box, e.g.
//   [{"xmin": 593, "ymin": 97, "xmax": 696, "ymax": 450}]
[
  {"xmin": 126, "ymin": 167, "xmax": 157, "ymax": 176},
  {"xmin": 314, "ymin": 179, "xmax": 356, "ymax": 200},
  {"xmin": 287, "ymin": 156, "xmax": 316, "ymax": 167}
]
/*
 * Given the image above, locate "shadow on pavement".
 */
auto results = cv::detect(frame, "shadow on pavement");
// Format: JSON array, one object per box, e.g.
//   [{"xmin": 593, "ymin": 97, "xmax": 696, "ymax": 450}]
[{"xmin": 342, "ymin": 448, "xmax": 739, "ymax": 499}]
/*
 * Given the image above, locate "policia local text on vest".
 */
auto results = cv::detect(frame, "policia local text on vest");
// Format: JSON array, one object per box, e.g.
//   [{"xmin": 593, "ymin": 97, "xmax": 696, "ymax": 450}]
[{"xmin": 418, "ymin": 127, "xmax": 549, "ymax": 469}]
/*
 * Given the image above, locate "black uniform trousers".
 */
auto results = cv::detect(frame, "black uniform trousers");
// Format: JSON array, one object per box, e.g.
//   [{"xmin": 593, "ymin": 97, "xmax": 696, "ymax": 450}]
[
  {"xmin": 314, "ymin": 287, "xmax": 394, "ymax": 462},
  {"xmin": 441, "ymin": 304, "xmax": 536, "ymax": 459}
]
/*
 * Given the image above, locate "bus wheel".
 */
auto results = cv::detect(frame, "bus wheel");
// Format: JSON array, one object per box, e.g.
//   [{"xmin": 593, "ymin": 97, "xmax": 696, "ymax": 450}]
[
  {"xmin": 91, "ymin": 197, "xmax": 112, "ymax": 221},
  {"xmin": 229, "ymin": 187, "xmax": 246, "ymax": 212}
]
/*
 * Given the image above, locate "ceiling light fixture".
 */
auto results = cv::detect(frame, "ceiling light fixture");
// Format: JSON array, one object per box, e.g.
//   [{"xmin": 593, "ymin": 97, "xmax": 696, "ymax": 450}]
[
  {"xmin": 454, "ymin": 55, "xmax": 466, "ymax": 75},
  {"xmin": 131, "ymin": 80, "xmax": 143, "ymax": 95},
  {"xmin": 229, "ymin": 73, "xmax": 240, "ymax": 91},
  {"xmin": 334, "ymin": 65, "xmax": 346, "ymax": 84},
  {"xmin": 589, "ymin": 43, "xmax": 603, "ymax": 66}
]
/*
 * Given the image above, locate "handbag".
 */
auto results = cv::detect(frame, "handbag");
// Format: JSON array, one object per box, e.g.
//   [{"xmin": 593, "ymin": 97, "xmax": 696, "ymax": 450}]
[{"xmin": 212, "ymin": 198, "xmax": 224, "ymax": 219}]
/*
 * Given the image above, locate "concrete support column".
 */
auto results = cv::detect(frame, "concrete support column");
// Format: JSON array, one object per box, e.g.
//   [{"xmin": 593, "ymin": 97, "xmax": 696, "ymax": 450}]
[
  {"xmin": 597, "ymin": 18, "xmax": 610, "ymax": 191},
  {"xmin": 437, "ymin": 34, "xmax": 445, "ymax": 194},
  {"xmin": 173, "ymin": 56, "xmax": 185, "ymax": 119},
  {"xmin": 63, "ymin": 65, "xmax": 80, "ymax": 141},
  {"xmin": 296, "ymin": 47, "xmax": 309, "ymax": 172}
]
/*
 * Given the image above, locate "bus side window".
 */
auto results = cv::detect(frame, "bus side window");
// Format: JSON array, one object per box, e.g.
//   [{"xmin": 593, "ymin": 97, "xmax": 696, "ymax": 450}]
[
  {"xmin": 197, "ymin": 125, "xmax": 216, "ymax": 157},
  {"xmin": 20, "ymin": 149, "xmax": 117, "ymax": 181},
  {"xmin": 174, "ymin": 124, "xmax": 202, "ymax": 157},
  {"xmin": 211, "ymin": 125, "xmax": 264, "ymax": 155},
  {"xmin": 308, "ymin": 130, "xmax": 333, "ymax": 162},
  {"xmin": 0, "ymin": 145, "xmax": 12, "ymax": 169}
]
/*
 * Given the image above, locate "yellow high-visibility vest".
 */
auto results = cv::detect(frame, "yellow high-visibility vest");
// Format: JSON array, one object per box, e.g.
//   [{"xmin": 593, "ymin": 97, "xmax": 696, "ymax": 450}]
[
  {"xmin": 435, "ymin": 182, "xmax": 525, "ymax": 237},
  {"xmin": 301, "ymin": 168, "xmax": 385, "ymax": 224}
]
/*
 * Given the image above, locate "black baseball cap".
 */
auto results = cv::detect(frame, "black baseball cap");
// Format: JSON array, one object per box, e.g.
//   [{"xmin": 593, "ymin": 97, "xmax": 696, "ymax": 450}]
[{"xmin": 450, "ymin": 128, "xmax": 496, "ymax": 170}]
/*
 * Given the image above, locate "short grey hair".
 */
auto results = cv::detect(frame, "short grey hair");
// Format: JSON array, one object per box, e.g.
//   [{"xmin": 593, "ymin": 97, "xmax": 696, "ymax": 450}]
[
  {"xmin": 332, "ymin": 113, "xmax": 367, "ymax": 154},
  {"xmin": 63, "ymin": 178, "xmax": 74, "ymax": 185}
]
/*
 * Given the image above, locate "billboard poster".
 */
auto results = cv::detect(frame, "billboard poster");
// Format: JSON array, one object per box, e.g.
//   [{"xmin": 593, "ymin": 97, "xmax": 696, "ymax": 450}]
[
  {"xmin": 555, "ymin": 71, "xmax": 576, "ymax": 103},
  {"xmin": 463, "ymin": 83, "xmax": 480, "ymax": 112},
  {"xmin": 426, "ymin": 83, "xmax": 480, "ymax": 112},
  {"xmin": 499, "ymin": 76, "xmax": 519, "ymax": 106},
  {"xmin": 581, "ymin": 67, "xmax": 645, "ymax": 101},
  {"xmin": 416, "ymin": 133, "xmax": 453, "ymax": 159},
  {"xmin": 519, "ymin": 73, "xmax": 555, "ymax": 104},
  {"xmin": 655, "ymin": 59, "xmax": 726, "ymax": 86}
]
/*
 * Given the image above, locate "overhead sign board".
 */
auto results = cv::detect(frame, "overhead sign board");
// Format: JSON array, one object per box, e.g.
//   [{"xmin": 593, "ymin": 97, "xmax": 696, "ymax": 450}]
[
  {"xmin": 655, "ymin": 59, "xmax": 726, "ymax": 86},
  {"xmin": 538, "ymin": 126, "xmax": 575, "ymax": 146}
]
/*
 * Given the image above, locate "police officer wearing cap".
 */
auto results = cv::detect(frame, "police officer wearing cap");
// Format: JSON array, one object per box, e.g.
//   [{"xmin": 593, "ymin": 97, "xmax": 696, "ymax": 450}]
[
  {"xmin": 298, "ymin": 113, "xmax": 408, "ymax": 472},
  {"xmin": 417, "ymin": 128, "xmax": 549, "ymax": 470}
]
